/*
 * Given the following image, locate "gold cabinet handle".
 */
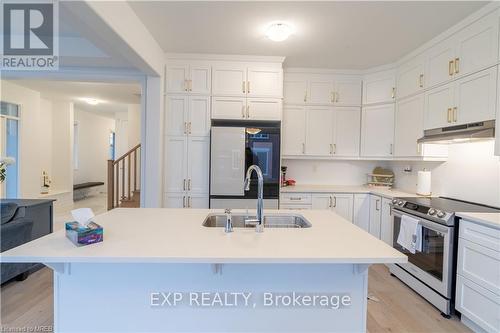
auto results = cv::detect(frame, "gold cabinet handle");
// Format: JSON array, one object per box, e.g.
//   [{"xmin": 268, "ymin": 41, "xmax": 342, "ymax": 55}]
[
  {"xmin": 188, "ymin": 179, "xmax": 191, "ymax": 191},
  {"xmin": 241, "ymin": 105, "xmax": 245, "ymax": 118},
  {"xmin": 333, "ymin": 143, "xmax": 336, "ymax": 154},
  {"xmin": 242, "ymin": 81, "xmax": 245, "ymax": 93},
  {"xmin": 335, "ymin": 92, "xmax": 339, "ymax": 103},
  {"xmin": 304, "ymin": 91, "xmax": 307, "ymax": 102},
  {"xmin": 333, "ymin": 196, "xmax": 337, "ymax": 208},
  {"xmin": 183, "ymin": 179, "xmax": 186, "ymax": 191},
  {"xmin": 183, "ymin": 196, "xmax": 186, "ymax": 208},
  {"xmin": 246, "ymin": 105, "xmax": 250, "ymax": 118},
  {"xmin": 454, "ymin": 58, "xmax": 460, "ymax": 74},
  {"xmin": 391, "ymin": 87, "xmax": 396, "ymax": 99},
  {"xmin": 447, "ymin": 108, "xmax": 452, "ymax": 123},
  {"xmin": 453, "ymin": 107, "xmax": 458, "ymax": 122},
  {"xmin": 329, "ymin": 143, "xmax": 333, "ymax": 154},
  {"xmin": 188, "ymin": 122, "xmax": 192, "ymax": 134},
  {"xmin": 188, "ymin": 196, "xmax": 191, "ymax": 208},
  {"xmin": 302, "ymin": 143, "xmax": 305, "ymax": 154},
  {"xmin": 329, "ymin": 196, "xmax": 333, "ymax": 208},
  {"xmin": 419, "ymin": 74, "xmax": 424, "ymax": 88},
  {"xmin": 331, "ymin": 91, "xmax": 335, "ymax": 103},
  {"xmin": 390, "ymin": 143, "xmax": 393, "ymax": 155},
  {"xmin": 448, "ymin": 60, "xmax": 454, "ymax": 76},
  {"xmin": 188, "ymin": 79, "xmax": 192, "ymax": 91},
  {"xmin": 247, "ymin": 81, "xmax": 250, "ymax": 94}
]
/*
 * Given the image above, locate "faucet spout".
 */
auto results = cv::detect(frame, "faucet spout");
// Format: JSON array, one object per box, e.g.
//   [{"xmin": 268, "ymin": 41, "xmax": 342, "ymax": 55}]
[{"xmin": 244, "ymin": 165, "xmax": 264, "ymax": 232}]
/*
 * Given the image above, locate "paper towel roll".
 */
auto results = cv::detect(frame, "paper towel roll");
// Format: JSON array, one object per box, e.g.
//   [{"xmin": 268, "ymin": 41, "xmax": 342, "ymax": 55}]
[{"xmin": 417, "ymin": 170, "xmax": 432, "ymax": 196}]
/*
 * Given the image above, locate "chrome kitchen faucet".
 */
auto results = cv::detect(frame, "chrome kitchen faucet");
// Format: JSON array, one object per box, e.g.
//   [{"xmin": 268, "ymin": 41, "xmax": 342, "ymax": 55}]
[{"xmin": 243, "ymin": 165, "xmax": 264, "ymax": 233}]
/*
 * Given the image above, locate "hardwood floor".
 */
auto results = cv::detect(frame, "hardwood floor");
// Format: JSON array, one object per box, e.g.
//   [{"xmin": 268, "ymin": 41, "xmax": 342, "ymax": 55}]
[{"xmin": 0, "ymin": 265, "xmax": 471, "ymax": 333}]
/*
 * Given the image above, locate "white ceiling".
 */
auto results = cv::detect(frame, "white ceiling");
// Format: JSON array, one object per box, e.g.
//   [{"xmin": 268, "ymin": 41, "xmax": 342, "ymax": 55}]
[
  {"xmin": 9, "ymin": 80, "xmax": 141, "ymax": 116},
  {"xmin": 129, "ymin": 1, "xmax": 488, "ymax": 69}
]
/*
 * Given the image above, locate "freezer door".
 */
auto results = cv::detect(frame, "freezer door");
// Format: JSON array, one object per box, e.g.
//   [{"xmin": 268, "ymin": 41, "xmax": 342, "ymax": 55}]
[{"xmin": 210, "ymin": 126, "xmax": 246, "ymax": 195}]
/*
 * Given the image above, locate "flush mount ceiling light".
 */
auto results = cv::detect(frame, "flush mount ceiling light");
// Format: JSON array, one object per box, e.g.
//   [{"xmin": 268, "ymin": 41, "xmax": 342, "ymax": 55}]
[
  {"xmin": 265, "ymin": 22, "xmax": 293, "ymax": 42},
  {"xmin": 80, "ymin": 98, "xmax": 100, "ymax": 105}
]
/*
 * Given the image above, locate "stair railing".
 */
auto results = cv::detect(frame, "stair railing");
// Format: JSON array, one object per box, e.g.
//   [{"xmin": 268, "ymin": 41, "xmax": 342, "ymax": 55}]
[{"xmin": 107, "ymin": 143, "xmax": 141, "ymax": 210}]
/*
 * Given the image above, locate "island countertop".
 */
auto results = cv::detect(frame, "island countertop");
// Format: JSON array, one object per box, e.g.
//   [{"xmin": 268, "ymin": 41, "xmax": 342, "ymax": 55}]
[{"xmin": 0, "ymin": 208, "xmax": 407, "ymax": 265}]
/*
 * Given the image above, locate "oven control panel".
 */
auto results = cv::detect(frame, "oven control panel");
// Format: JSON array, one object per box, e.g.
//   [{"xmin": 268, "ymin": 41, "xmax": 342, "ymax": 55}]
[{"xmin": 391, "ymin": 198, "xmax": 454, "ymax": 225}]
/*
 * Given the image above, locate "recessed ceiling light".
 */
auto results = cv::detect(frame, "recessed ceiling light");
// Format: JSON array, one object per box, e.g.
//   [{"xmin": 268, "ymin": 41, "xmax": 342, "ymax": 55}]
[
  {"xmin": 81, "ymin": 98, "xmax": 100, "ymax": 105},
  {"xmin": 265, "ymin": 22, "xmax": 293, "ymax": 42}
]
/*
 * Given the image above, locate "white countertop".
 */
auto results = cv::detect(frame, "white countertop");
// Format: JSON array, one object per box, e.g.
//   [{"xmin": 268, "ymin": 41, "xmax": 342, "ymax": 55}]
[
  {"xmin": 0, "ymin": 208, "xmax": 406, "ymax": 265},
  {"xmin": 457, "ymin": 212, "xmax": 500, "ymax": 229},
  {"xmin": 281, "ymin": 184, "xmax": 419, "ymax": 198}
]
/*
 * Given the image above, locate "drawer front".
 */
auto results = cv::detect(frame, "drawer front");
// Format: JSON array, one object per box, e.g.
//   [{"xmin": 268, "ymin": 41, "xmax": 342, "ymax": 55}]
[
  {"xmin": 458, "ymin": 238, "xmax": 500, "ymax": 295},
  {"xmin": 279, "ymin": 204, "xmax": 312, "ymax": 211},
  {"xmin": 456, "ymin": 275, "xmax": 500, "ymax": 333},
  {"xmin": 460, "ymin": 220, "xmax": 500, "ymax": 252},
  {"xmin": 280, "ymin": 193, "xmax": 312, "ymax": 205}
]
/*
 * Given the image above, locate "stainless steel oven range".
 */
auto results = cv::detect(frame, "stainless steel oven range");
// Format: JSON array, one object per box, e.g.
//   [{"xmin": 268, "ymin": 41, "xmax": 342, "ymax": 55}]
[{"xmin": 389, "ymin": 197, "xmax": 499, "ymax": 318}]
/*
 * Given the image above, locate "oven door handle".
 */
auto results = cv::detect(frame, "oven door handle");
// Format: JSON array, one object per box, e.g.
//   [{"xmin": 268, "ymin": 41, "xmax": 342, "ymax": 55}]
[{"xmin": 392, "ymin": 208, "xmax": 450, "ymax": 234}]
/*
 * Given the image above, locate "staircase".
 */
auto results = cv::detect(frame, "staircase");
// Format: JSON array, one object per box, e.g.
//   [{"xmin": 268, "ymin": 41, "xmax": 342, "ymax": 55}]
[{"xmin": 107, "ymin": 144, "xmax": 141, "ymax": 210}]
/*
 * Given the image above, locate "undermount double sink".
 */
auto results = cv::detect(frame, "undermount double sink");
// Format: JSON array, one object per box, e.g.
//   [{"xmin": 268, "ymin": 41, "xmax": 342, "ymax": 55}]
[{"xmin": 202, "ymin": 213, "xmax": 311, "ymax": 229}]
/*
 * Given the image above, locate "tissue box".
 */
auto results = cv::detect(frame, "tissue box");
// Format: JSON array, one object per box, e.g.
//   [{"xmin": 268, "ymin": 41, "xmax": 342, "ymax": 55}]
[{"xmin": 65, "ymin": 221, "xmax": 103, "ymax": 246}]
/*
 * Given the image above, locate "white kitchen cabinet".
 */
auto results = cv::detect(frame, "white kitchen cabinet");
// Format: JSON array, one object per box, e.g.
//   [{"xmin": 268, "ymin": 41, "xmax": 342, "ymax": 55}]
[
  {"xmin": 395, "ymin": 94, "xmax": 424, "ymax": 157},
  {"xmin": 424, "ymin": 82, "xmax": 455, "ymax": 130},
  {"xmin": 212, "ymin": 64, "xmax": 247, "ymax": 96},
  {"xmin": 380, "ymin": 198, "xmax": 393, "ymax": 245},
  {"xmin": 166, "ymin": 63, "xmax": 211, "ymax": 94},
  {"xmin": 166, "ymin": 95, "xmax": 210, "ymax": 137},
  {"xmin": 334, "ymin": 78, "xmax": 362, "ymax": 106},
  {"xmin": 361, "ymin": 104, "xmax": 395, "ymax": 157},
  {"xmin": 284, "ymin": 76, "xmax": 308, "ymax": 104},
  {"xmin": 424, "ymin": 67, "xmax": 497, "ymax": 129},
  {"xmin": 363, "ymin": 71, "xmax": 396, "ymax": 105},
  {"xmin": 187, "ymin": 136, "xmax": 210, "ymax": 195},
  {"xmin": 353, "ymin": 194, "xmax": 370, "ymax": 232},
  {"xmin": 282, "ymin": 106, "xmax": 306, "ymax": 155},
  {"xmin": 425, "ymin": 37, "xmax": 456, "ymax": 88},
  {"xmin": 453, "ymin": 66, "xmax": 497, "ymax": 125},
  {"xmin": 188, "ymin": 194, "xmax": 210, "ymax": 209},
  {"xmin": 211, "ymin": 97, "xmax": 246, "ymax": 120},
  {"xmin": 309, "ymin": 75, "xmax": 335, "ymax": 105},
  {"xmin": 311, "ymin": 193, "xmax": 353, "ymax": 221},
  {"xmin": 164, "ymin": 137, "xmax": 188, "ymax": 193},
  {"xmin": 247, "ymin": 67, "xmax": 283, "ymax": 98},
  {"xmin": 163, "ymin": 192, "xmax": 187, "ymax": 208},
  {"xmin": 397, "ymin": 56, "xmax": 425, "ymax": 99},
  {"xmin": 369, "ymin": 195, "xmax": 382, "ymax": 238},
  {"xmin": 333, "ymin": 107, "xmax": 361, "ymax": 157},
  {"xmin": 305, "ymin": 106, "xmax": 334, "ymax": 156},
  {"xmin": 247, "ymin": 98, "xmax": 282, "ymax": 120}
]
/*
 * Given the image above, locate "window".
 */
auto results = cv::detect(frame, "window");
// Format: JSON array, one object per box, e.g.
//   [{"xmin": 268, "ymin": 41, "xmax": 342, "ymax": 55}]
[
  {"xmin": 1, "ymin": 101, "xmax": 20, "ymax": 198},
  {"xmin": 109, "ymin": 131, "xmax": 115, "ymax": 160}
]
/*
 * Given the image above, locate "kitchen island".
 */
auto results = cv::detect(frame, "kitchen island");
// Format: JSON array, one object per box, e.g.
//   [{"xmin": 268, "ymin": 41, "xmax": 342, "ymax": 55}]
[{"xmin": 0, "ymin": 208, "xmax": 406, "ymax": 333}]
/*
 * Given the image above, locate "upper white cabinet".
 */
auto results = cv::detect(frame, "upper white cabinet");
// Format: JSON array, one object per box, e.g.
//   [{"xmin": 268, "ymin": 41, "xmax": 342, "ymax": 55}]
[
  {"xmin": 284, "ymin": 72, "xmax": 362, "ymax": 106},
  {"xmin": 246, "ymin": 98, "xmax": 282, "ymax": 120},
  {"xmin": 397, "ymin": 55, "xmax": 425, "ymax": 99},
  {"xmin": 424, "ymin": 11, "xmax": 499, "ymax": 89},
  {"xmin": 424, "ymin": 67, "xmax": 497, "ymax": 129},
  {"xmin": 282, "ymin": 106, "xmax": 306, "ymax": 155},
  {"xmin": 395, "ymin": 94, "xmax": 424, "ymax": 157},
  {"xmin": 361, "ymin": 104, "xmax": 395, "ymax": 157},
  {"xmin": 363, "ymin": 70, "xmax": 396, "ymax": 105},
  {"xmin": 211, "ymin": 97, "xmax": 246, "ymax": 120},
  {"xmin": 212, "ymin": 64, "xmax": 283, "ymax": 98},
  {"xmin": 166, "ymin": 95, "xmax": 210, "ymax": 137},
  {"xmin": 211, "ymin": 97, "xmax": 281, "ymax": 121},
  {"xmin": 305, "ymin": 106, "xmax": 335, "ymax": 156},
  {"xmin": 166, "ymin": 63, "xmax": 211, "ymax": 95},
  {"xmin": 333, "ymin": 107, "xmax": 361, "ymax": 157}
]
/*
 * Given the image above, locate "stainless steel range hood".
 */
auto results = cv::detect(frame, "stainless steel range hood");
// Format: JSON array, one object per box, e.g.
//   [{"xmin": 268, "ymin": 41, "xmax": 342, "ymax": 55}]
[{"xmin": 417, "ymin": 120, "xmax": 495, "ymax": 144}]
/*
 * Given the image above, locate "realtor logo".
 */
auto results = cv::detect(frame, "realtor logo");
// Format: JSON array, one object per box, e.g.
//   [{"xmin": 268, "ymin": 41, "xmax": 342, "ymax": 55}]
[{"xmin": 1, "ymin": 1, "xmax": 59, "ymax": 70}]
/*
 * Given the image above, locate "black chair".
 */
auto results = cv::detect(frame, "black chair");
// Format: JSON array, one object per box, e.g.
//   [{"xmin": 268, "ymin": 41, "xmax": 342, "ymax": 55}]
[{"xmin": 1, "ymin": 202, "xmax": 34, "ymax": 284}]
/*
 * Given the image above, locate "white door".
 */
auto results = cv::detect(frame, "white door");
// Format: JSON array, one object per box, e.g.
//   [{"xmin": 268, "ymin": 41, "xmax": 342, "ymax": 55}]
[
  {"xmin": 455, "ymin": 11, "xmax": 499, "ymax": 77},
  {"xmin": 284, "ymin": 76, "xmax": 308, "ymax": 104},
  {"xmin": 164, "ymin": 137, "xmax": 187, "ymax": 193},
  {"xmin": 332, "ymin": 194, "xmax": 353, "ymax": 222},
  {"xmin": 424, "ymin": 82, "xmax": 455, "ymax": 130},
  {"xmin": 363, "ymin": 74, "xmax": 396, "ymax": 104},
  {"xmin": 187, "ymin": 194, "xmax": 209, "ymax": 209},
  {"xmin": 454, "ymin": 67, "xmax": 497, "ymax": 125},
  {"xmin": 353, "ymin": 194, "xmax": 370, "ymax": 232},
  {"xmin": 247, "ymin": 98, "xmax": 282, "ymax": 120},
  {"xmin": 164, "ymin": 192, "xmax": 187, "ymax": 208},
  {"xmin": 395, "ymin": 94, "xmax": 424, "ymax": 157},
  {"xmin": 211, "ymin": 97, "xmax": 246, "ymax": 120},
  {"xmin": 187, "ymin": 136, "xmax": 210, "ymax": 195},
  {"xmin": 189, "ymin": 65, "xmax": 211, "ymax": 95},
  {"xmin": 282, "ymin": 106, "xmax": 306, "ymax": 155},
  {"xmin": 369, "ymin": 195, "xmax": 382, "ymax": 238},
  {"xmin": 166, "ymin": 64, "xmax": 189, "ymax": 93},
  {"xmin": 334, "ymin": 78, "xmax": 362, "ymax": 106},
  {"xmin": 311, "ymin": 194, "xmax": 332, "ymax": 210},
  {"xmin": 165, "ymin": 95, "xmax": 188, "ymax": 136},
  {"xmin": 212, "ymin": 65, "xmax": 247, "ymax": 96},
  {"xmin": 309, "ymin": 75, "xmax": 335, "ymax": 104},
  {"xmin": 247, "ymin": 67, "xmax": 283, "ymax": 98},
  {"xmin": 305, "ymin": 106, "xmax": 334, "ymax": 156},
  {"xmin": 188, "ymin": 96, "xmax": 210, "ymax": 137},
  {"xmin": 397, "ymin": 57, "xmax": 425, "ymax": 99},
  {"xmin": 210, "ymin": 127, "xmax": 245, "ymax": 195},
  {"xmin": 380, "ymin": 198, "xmax": 393, "ymax": 245},
  {"xmin": 361, "ymin": 104, "xmax": 394, "ymax": 157},
  {"xmin": 333, "ymin": 107, "xmax": 360, "ymax": 157},
  {"xmin": 425, "ymin": 36, "xmax": 456, "ymax": 88}
]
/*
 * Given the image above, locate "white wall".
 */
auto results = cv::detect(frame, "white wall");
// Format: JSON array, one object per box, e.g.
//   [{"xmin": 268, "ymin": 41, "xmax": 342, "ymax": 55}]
[
  {"xmin": 52, "ymin": 101, "xmax": 74, "ymax": 193},
  {"xmin": 128, "ymin": 104, "xmax": 141, "ymax": 148},
  {"xmin": 73, "ymin": 109, "xmax": 115, "ymax": 188},
  {"xmin": 389, "ymin": 141, "xmax": 500, "ymax": 207},
  {"xmin": 283, "ymin": 159, "xmax": 389, "ymax": 186}
]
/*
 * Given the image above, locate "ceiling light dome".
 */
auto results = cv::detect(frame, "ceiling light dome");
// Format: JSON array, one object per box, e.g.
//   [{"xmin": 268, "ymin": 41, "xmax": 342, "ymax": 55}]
[{"xmin": 265, "ymin": 22, "xmax": 293, "ymax": 42}]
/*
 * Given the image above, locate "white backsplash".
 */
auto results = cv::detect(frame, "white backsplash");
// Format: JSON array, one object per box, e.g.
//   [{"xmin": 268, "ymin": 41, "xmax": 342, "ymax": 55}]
[{"xmin": 389, "ymin": 141, "xmax": 500, "ymax": 207}]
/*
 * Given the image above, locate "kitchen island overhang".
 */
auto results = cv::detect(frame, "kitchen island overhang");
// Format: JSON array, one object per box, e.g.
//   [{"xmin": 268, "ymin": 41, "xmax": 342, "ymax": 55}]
[{"xmin": 1, "ymin": 208, "xmax": 407, "ymax": 333}]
